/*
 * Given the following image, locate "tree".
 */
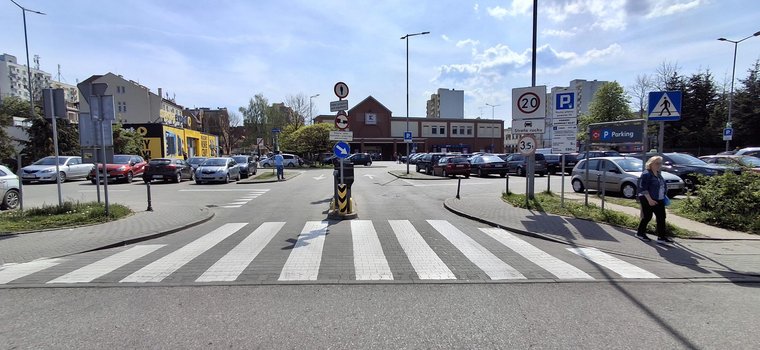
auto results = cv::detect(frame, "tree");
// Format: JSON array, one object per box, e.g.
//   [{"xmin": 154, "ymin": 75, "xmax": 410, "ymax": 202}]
[
  {"xmin": 577, "ymin": 81, "xmax": 632, "ymax": 140},
  {"xmin": 23, "ymin": 116, "xmax": 80, "ymax": 161},
  {"xmin": 240, "ymin": 94, "xmax": 271, "ymax": 150},
  {"xmin": 280, "ymin": 123, "xmax": 333, "ymax": 157},
  {"xmin": 226, "ymin": 110, "xmax": 244, "ymax": 153},
  {"xmin": 285, "ymin": 93, "xmax": 310, "ymax": 128},
  {"xmin": 628, "ymin": 74, "xmax": 654, "ymax": 118},
  {"xmin": 113, "ymin": 124, "xmax": 144, "ymax": 155},
  {"xmin": 0, "ymin": 97, "xmax": 34, "ymax": 160},
  {"xmin": 732, "ymin": 60, "xmax": 760, "ymax": 148},
  {"xmin": 664, "ymin": 70, "xmax": 721, "ymax": 150}
]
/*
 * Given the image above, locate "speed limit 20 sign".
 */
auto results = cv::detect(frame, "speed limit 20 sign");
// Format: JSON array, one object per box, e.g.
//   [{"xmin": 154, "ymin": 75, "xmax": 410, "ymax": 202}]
[
  {"xmin": 517, "ymin": 135, "xmax": 537, "ymax": 156},
  {"xmin": 512, "ymin": 86, "xmax": 547, "ymax": 120}
]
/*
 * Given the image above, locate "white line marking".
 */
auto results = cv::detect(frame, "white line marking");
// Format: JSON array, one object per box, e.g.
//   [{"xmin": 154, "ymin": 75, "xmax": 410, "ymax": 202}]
[
  {"xmin": 389, "ymin": 220, "xmax": 456, "ymax": 280},
  {"xmin": 48, "ymin": 245, "xmax": 165, "ymax": 284},
  {"xmin": 480, "ymin": 228, "xmax": 593, "ymax": 280},
  {"xmin": 78, "ymin": 190, "xmax": 131, "ymax": 192},
  {"xmin": 278, "ymin": 221, "xmax": 329, "ymax": 281},
  {"xmin": 0, "ymin": 259, "xmax": 63, "ymax": 284},
  {"xmin": 179, "ymin": 189, "xmax": 270, "ymax": 192},
  {"xmin": 226, "ymin": 202, "xmax": 248, "ymax": 205},
  {"xmin": 221, "ymin": 205, "xmax": 242, "ymax": 208},
  {"xmin": 567, "ymin": 247, "xmax": 659, "ymax": 279},
  {"xmin": 428, "ymin": 220, "xmax": 525, "ymax": 280},
  {"xmin": 351, "ymin": 220, "xmax": 393, "ymax": 280},
  {"xmin": 120, "ymin": 223, "xmax": 248, "ymax": 283},
  {"xmin": 197, "ymin": 222, "xmax": 285, "ymax": 282}
]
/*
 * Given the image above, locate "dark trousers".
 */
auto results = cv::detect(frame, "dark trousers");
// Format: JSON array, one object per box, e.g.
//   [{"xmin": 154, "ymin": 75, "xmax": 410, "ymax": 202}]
[{"xmin": 638, "ymin": 197, "xmax": 666, "ymax": 237}]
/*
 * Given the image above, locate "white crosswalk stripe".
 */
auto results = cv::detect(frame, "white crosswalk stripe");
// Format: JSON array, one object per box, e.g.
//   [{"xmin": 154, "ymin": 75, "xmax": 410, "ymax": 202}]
[
  {"xmin": 278, "ymin": 221, "xmax": 329, "ymax": 281},
  {"xmin": 389, "ymin": 220, "xmax": 456, "ymax": 280},
  {"xmin": 0, "ymin": 220, "xmax": 663, "ymax": 286},
  {"xmin": 567, "ymin": 247, "xmax": 659, "ymax": 279},
  {"xmin": 480, "ymin": 228, "xmax": 594, "ymax": 280},
  {"xmin": 121, "ymin": 223, "xmax": 248, "ymax": 283},
  {"xmin": 197, "ymin": 222, "xmax": 285, "ymax": 282},
  {"xmin": 351, "ymin": 220, "xmax": 393, "ymax": 280},
  {"xmin": 429, "ymin": 220, "xmax": 525, "ymax": 280}
]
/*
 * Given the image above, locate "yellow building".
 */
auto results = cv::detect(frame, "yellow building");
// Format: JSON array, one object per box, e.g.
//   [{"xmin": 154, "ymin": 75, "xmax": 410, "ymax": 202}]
[{"xmin": 125, "ymin": 123, "xmax": 219, "ymax": 160}]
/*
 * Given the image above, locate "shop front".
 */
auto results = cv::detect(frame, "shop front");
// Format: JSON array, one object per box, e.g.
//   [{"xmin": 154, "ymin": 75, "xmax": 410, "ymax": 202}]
[{"xmin": 126, "ymin": 123, "xmax": 219, "ymax": 160}]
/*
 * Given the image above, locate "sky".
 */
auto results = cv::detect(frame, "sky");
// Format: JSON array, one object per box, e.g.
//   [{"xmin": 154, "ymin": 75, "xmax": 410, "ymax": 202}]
[{"xmin": 2, "ymin": 0, "xmax": 759, "ymax": 125}]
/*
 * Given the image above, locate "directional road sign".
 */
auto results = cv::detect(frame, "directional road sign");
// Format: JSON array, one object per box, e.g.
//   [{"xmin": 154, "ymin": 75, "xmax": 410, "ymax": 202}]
[
  {"xmin": 334, "ymin": 82, "xmax": 349, "ymax": 99},
  {"xmin": 404, "ymin": 131, "xmax": 413, "ymax": 143},
  {"xmin": 330, "ymin": 100, "xmax": 349, "ymax": 112},
  {"xmin": 335, "ymin": 111, "xmax": 349, "ymax": 130},
  {"xmin": 333, "ymin": 141, "xmax": 350, "ymax": 158},
  {"xmin": 648, "ymin": 91, "xmax": 682, "ymax": 121},
  {"xmin": 512, "ymin": 86, "xmax": 547, "ymax": 120},
  {"xmin": 517, "ymin": 135, "xmax": 537, "ymax": 155},
  {"xmin": 723, "ymin": 128, "xmax": 733, "ymax": 141}
]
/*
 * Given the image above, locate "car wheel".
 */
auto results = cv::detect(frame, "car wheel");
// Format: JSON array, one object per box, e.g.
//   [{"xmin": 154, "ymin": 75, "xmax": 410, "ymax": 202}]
[
  {"xmin": 538, "ymin": 172, "xmax": 545, "ymax": 177},
  {"xmin": 286, "ymin": 163, "xmax": 296, "ymax": 168},
  {"xmin": 22, "ymin": 180, "xmax": 31, "ymax": 185},
  {"xmin": 442, "ymin": 170, "xmax": 447, "ymax": 177},
  {"xmin": 1, "ymin": 189, "xmax": 20, "ymax": 210},
  {"xmin": 416, "ymin": 165, "xmax": 421, "ymax": 173},
  {"xmin": 427, "ymin": 166, "xmax": 433, "ymax": 174},
  {"xmin": 57, "ymin": 171, "xmax": 67, "ymax": 183},
  {"xmin": 500, "ymin": 172, "xmax": 506, "ymax": 178},
  {"xmin": 236, "ymin": 173, "xmax": 241, "ymax": 181},
  {"xmin": 126, "ymin": 172, "xmax": 133, "ymax": 183},
  {"xmin": 91, "ymin": 179, "xmax": 97, "ymax": 184},
  {"xmin": 175, "ymin": 172, "xmax": 182, "ymax": 183},
  {"xmin": 225, "ymin": 174, "xmax": 230, "ymax": 184},
  {"xmin": 195, "ymin": 180, "xmax": 203, "ymax": 185},
  {"xmin": 263, "ymin": 163, "xmax": 271, "ymax": 168},
  {"xmin": 478, "ymin": 168, "xmax": 484, "ymax": 177},
  {"xmin": 517, "ymin": 167, "xmax": 525, "ymax": 177},
  {"xmin": 465, "ymin": 174, "xmax": 470, "ymax": 178},
  {"xmin": 572, "ymin": 179, "xmax": 584, "ymax": 193},
  {"xmin": 189, "ymin": 172, "xmax": 194, "ymax": 181},
  {"xmin": 621, "ymin": 183, "xmax": 637, "ymax": 199},
  {"xmin": 367, "ymin": 162, "xmax": 372, "ymax": 167}
]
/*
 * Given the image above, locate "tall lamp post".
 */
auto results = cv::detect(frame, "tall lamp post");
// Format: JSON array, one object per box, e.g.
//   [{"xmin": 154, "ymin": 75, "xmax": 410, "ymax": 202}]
[
  {"xmin": 401, "ymin": 31, "xmax": 430, "ymax": 174},
  {"xmin": 485, "ymin": 103, "xmax": 500, "ymax": 152},
  {"xmin": 718, "ymin": 30, "xmax": 760, "ymax": 151},
  {"xmin": 309, "ymin": 93, "xmax": 319, "ymax": 126},
  {"xmin": 10, "ymin": 0, "xmax": 45, "ymax": 119}
]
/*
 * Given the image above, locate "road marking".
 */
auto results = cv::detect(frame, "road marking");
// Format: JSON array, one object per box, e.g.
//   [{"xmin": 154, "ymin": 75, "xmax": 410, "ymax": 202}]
[
  {"xmin": 0, "ymin": 259, "xmax": 63, "ymax": 284},
  {"xmin": 221, "ymin": 205, "xmax": 242, "ymax": 208},
  {"xmin": 429, "ymin": 220, "xmax": 525, "ymax": 280},
  {"xmin": 78, "ymin": 189, "xmax": 131, "ymax": 192},
  {"xmin": 480, "ymin": 228, "xmax": 593, "ymax": 280},
  {"xmin": 389, "ymin": 220, "xmax": 456, "ymax": 280},
  {"xmin": 567, "ymin": 247, "xmax": 659, "ymax": 279},
  {"xmin": 48, "ymin": 245, "xmax": 165, "ymax": 284},
  {"xmin": 226, "ymin": 202, "xmax": 248, "ymax": 205},
  {"xmin": 120, "ymin": 223, "xmax": 248, "ymax": 283},
  {"xmin": 313, "ymin": 174, "xmax": 326, "ymax": 180},
  {"xmin": 278, "ymin": 221, "xmax": 329, "ymax": 281},
  {"xmin": 400, "ymin": 179, "xmax": 491, "ymax": 187},
  {"xmin": 363, "ymin": 174, "xmax": 375, "ymax": 180},
  {"xmin": 179, "ymin": 189, "xmax": 270, "ymax": 192},
  {"xmin": 351, "ymin": 220, "xmax": 393, "ymax": 280},
  {"xmin": 197, "ymin": 222, "xmax": 285, "ymax": 282}
]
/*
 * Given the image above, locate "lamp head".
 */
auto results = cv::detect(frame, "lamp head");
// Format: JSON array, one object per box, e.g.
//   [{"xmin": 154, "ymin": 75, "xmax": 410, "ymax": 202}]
[
  {"xmin": 717, "ymin": 38, "xmax": 727, "ymax": 41},
  {"xmin": 753, "ymin": 31, "xmax": 760, "ymax": 37}
]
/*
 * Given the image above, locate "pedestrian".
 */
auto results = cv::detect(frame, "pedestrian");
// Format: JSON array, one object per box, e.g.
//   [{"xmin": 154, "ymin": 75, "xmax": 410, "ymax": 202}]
[
  {"xmin": 274, "ymin": 151, "xmax": 285, "ymax": 181},
  {"xmin": 636, "ymin": 155, "xmax": 674, "ymax": 243}
]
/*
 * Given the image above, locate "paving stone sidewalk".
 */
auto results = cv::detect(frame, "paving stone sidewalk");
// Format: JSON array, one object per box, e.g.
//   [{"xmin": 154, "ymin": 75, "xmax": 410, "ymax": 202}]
[{"xmin": 0, "ymin": 205, "xmax": 213, "ymax": 265}]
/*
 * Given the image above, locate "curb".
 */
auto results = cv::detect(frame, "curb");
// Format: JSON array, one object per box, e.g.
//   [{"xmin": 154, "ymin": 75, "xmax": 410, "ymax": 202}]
[
  {"xmin": 56, "ymin": 208, "xmax": 215, "ymax": 257},
  {"xmin": 238, "ymin": 171, "xmax": 301, "ymax": 184},
  {"xmin": 387, "ymin": 170, "xmax": 451, "ymax": 181}
]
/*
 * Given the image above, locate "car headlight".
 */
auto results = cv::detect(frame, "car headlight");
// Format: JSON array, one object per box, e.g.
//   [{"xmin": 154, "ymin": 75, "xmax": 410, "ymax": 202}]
[
  {"xmin": 41, "ymin": 169, "xmax": 53, "ymax": 173},
  {"xmin": 704, "ymin": 169, "xmax": 717, "ymax": 175},
  {"xmin": 217, "ymin": 169, "xmax": 225, "ymax": 173},
  {"xmin": 116, "ymin": 166, "xmax": 127, "ymax": 171}
]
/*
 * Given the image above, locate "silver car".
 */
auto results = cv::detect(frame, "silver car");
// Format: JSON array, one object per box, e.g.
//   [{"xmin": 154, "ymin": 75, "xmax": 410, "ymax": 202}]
[
  {"xmin": 0, "ymin": 165, "xmax": 21, "ymax": 210},
  {"xmin": 571, "ymin": 157, "xmax": 685, "ymax": 199},
  {"xmin": 21, "ymin": 156, "xmax": 93, "ymax": 183},
  {"xmin": 195, "ymin": 157, "xmax": 241, "ymax": 184}
]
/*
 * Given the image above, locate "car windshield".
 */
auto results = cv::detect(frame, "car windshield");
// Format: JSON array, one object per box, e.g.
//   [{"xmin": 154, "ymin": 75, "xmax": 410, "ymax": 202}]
[
  {"xmin": 33, "ymin": 157, "xmax": 67, "ymax": 165},
  {"xmin": 149, "ymin": 159, "xmax": 171, "ymax": 165},
  {"xmin": 232, "ymin": 156, "xmax": 248, "ymax": 163},
  {"xmin": 666, "ymin": 153, "xmax": 706, "ymax": 165},
  {"xmin": 202, "ymin": 158, "xmax": 227, "ymax": 166},
  {"xmin": 450, "ymin": 157, "xmax": 469, "ymax": 164},
  {"xmin": 614, "ymin": 158, "xmax": 643, "ymax": 172},
  {"xmin": 187, "ymin": 158, "xmax": 206, "ymax": 164},
  {"xmin": 113, "ymin": 155, "xmax": 132, "ymax": 164},
  {"xmin": 738, "ymin": 156, "xmax": 760, "ymax": 167},
  {"xmin": 481, "ymin": 156, "xmax": 503, "ymax": 162}
]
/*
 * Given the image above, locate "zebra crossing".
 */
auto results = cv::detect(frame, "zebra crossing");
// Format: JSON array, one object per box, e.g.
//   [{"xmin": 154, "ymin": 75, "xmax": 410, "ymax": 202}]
[
  {"xmin": 0, "ymin": 219, "xmax": 663, "ymax": 286},
  {"xmin": 178, "ymin": 188, "xmax": 270, "ymax": 208}
]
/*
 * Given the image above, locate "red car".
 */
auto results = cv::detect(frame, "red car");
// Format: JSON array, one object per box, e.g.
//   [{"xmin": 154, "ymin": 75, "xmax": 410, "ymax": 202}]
[
  {"xmin": 88, "ymin": 154, "xmax": 147, "ymax": 183},
  {"xmin": 432, "ymin": 156, "xmax": 470, "ymax": 178}
]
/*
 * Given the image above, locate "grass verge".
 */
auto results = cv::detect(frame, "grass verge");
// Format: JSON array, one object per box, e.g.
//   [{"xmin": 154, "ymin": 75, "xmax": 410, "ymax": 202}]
[
  {"xmin": 0, "ymin": 201, "xmax": 132, "ymax": 234},
  {"xmin": 502, "ymin": 191, "xmax": 697, "ymax": 238}
]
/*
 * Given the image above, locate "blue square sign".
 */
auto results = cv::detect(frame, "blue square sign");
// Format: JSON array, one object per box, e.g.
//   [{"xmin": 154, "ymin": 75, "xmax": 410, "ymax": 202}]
[
  {"xmin": 556, "ymin": 92, "xmax": 575, "ymax": 110},
  {"xmin": 648, "ymin": 91, "xmax": 682, "ymax": 121},
  {"xmin": 404, "ymin": 131, "xmax": 413, "ymax": 143}
]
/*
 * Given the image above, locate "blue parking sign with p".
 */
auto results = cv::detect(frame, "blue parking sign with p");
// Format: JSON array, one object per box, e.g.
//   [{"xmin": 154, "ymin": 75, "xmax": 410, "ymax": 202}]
[{"xmin": 556, "ymin": 92, "xmax": 575, "ymax": 110}]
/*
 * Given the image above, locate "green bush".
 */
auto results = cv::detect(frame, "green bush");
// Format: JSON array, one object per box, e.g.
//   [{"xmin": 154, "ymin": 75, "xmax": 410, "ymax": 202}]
[{"xmin": 679, "ymin": 172, "xmax": 760, "ymax": 233}]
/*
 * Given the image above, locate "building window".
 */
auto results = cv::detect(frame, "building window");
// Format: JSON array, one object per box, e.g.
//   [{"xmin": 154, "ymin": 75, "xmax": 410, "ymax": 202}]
[
  {"xmin": 432, "ymin": 127, "xmax": 437, "ymax": 135},
  {"xmin": 452, "ymin": 127, "xmax": 458, "ymax": 135},
  {"xmin": 439, "ymin": 126, "xmax": 445, "ymax": 135},
  {"xmin": 466, "ymin": 126, "xmax": 473, "ymax": 135}
]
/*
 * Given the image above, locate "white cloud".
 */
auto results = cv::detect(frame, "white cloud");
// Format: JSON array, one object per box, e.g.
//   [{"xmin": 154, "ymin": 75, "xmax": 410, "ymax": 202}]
[
  {"xmin": 456, "ymin": 39, "xmax": 480, "ymax": 47},
  {"xmin": 542, "ymin": 0, "xmax": 704, "ymax": 31},
  {"xmin": 541, "ymin": 28, "xmax": 577, "ymax": 38},
  {"xmin": 646, "ymin": 0, "xmax": 702, "ymax": 18},
  {"xmin": 442, "ymin": 34, "xmax": 451, "ymax": 42},
  {"xmin": 473, "ymin": 3, "xmax": 479, "ymax": 12},
  {"xmin": 487, "ymin": 0, "xmax": 533, "ymax": 19}
]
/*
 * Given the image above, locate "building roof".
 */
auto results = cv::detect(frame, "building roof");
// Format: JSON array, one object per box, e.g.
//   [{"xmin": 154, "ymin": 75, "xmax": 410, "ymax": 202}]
[{"xmin": 348, "ymin": 95, "xmax": 392, "ymax": 114}]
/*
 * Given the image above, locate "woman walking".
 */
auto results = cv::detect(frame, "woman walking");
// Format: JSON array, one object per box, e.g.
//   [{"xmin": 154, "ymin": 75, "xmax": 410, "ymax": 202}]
[{"xmin": 636, "ymin": 156, "xmax": 674, "ymax": 243}]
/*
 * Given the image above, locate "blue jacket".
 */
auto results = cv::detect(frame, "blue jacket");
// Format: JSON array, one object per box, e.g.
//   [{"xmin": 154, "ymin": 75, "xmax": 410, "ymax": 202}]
[{"xmin": 638, "ymin": 170, "xmax": 665, "ymax": 200}]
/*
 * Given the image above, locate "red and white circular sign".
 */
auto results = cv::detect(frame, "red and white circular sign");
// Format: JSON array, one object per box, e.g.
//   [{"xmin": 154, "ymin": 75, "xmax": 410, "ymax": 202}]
[
  {"xmin": 517, "ymin": 92, "xmax": 540, "ymax": 114},
  {"xmin": 334, "ymin": 82, "xmax": 349, "ymax": 99},
  {"xmin": 335, "ymin": 111, "xmax": 349, "ymax": 130},
  {"xmin": 518, "ymin": 135, "xmax": 537, "ymax": 156}
]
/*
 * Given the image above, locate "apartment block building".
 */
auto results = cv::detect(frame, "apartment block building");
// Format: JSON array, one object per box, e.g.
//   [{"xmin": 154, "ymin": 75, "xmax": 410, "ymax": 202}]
[
  {"xmin": 0, "ymin": 53, "xmax": 52, "ymax": 103},
  {"xmin": 426, "ymin": 88, "xmax": 464, "ymax": 119},
  {"xmin": 542, "ymin": 79, "xmax": 608, "ymax": 148}
]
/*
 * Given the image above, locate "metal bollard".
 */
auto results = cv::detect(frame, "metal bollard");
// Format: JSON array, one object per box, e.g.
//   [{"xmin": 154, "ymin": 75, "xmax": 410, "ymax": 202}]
[
  {"xmin": 146, "ymin": 181, "xmax": 153, "ymax": 211},
  {"xmin": 456, "ymin": 177, "xmax": 461, "ymax": 199},
  {"xmin": 601, "ymin": 170, "xmax": 606, "ymax": 211},
  {"xmin": 505, "ymin": 172, "xmax": 509, "ymax": 194},
  {"xmin": 547, "ymin": 172, "xmax": 551, "ymax": 193}
]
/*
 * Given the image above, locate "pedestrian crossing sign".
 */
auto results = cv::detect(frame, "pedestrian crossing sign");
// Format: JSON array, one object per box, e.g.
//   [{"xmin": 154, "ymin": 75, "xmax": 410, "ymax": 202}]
[{"xmin": 648, "ymin": 91, "xmax": 682, "ymax": 121}]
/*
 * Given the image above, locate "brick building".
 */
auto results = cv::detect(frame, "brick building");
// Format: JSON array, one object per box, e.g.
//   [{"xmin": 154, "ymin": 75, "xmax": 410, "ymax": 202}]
[{"xmin": 314, "ymin": 96, "xmax": 504, "ymax": 160}]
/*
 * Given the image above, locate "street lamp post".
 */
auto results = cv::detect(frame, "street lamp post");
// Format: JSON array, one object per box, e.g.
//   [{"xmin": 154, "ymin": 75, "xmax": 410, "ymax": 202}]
[
  {"xmin": 401, "ymin": 31, "xmax": 430, "ymax": 174},
  {"xmin": 309, "ymin": 94, "xmax": 319, "ymax": 126},
  {"xmin": 485, "ymin": 103, "xmax": 500, "ymax": 152},
  {"xmin": 718, "ymin": 30, "xmax": 760, "ymax": 151},
  {"xmin": 10, "ymin": 0, "xmax": 45, "ymax": 118}
]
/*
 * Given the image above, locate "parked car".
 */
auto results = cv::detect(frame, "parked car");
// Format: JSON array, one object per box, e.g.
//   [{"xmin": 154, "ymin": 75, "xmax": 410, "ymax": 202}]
[
  {"xmin": 416, "ymin": 153, "xmax": 446, "ymax": 174},
  {"xmin": 560, "ymin": 153, "xmax": 580, "ymax": 173},
  {"xmin": 735, "ymin": 147, "xmax": 760, "ymax": 158},
  {"xmin": 259, "ymin": 153, "xmax": 301, "ymax": 168},
  {"xmin": 195, "ymin": 157, "xmax": 241, "ymax": 184},
  {"xmin": 231, "ymin": 155, "xmax": 257, "ymax": 178},
  {"xmin": 408, "ymin": 153, "xmax": 426, "ymax": 164},
  {"xmin": 571, "ymin": 157, "xmax": 685, "ymax": 199},
  {"xmin": 699, "ymin": 155, "xmax": 760, "ymax": 173},
  {"xmin": 576, "ymin": 150, "xmax": 621, "ymax": 160},
  {"xmin": 347, "ymin": 153, "xmax": 373, "ymax": 166},
  {"xmin": 21, "ymin": 156, "xmax": 92, "ymax": 184},
  {"xmin": 143, "ymin": 158, "xmax": 194, "ymax": 183},
  {"xmin": 469, "ymin": 155, "xmax": 508, "ymax": 177},
  {"xmin": 432, "ymin": 156, "xmax": 470, "ymax": 178},
  {"xmin": 186, "ymin": 157, "xmax": 207, "ymax": 172},
  {"xmin": 498, "ymin": 153, "xmax": 547, "ymax": 176},
  {"xmin": 544, "ymin": 154, "xmax": 561, "ymax": 174},
  {"xmin": 639, "ymin": 152, "xmax": 737, "ymax": 190},
  {"xmin": 0, "ymin": 165, "xmax": 21, "ymax": 210},
  {"xmin": 88, "ymin": 154, "xmax": 146, "ymax": 183}
]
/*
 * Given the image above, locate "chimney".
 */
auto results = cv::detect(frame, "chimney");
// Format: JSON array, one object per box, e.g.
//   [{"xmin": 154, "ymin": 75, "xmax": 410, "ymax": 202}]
[{"xmin": 158, "ymin": 88, "xmax": 162, "ymax": 99}]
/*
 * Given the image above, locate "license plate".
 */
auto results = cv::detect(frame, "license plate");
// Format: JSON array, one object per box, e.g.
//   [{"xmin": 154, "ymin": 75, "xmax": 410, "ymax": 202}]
[
  {"xmin": 22, "ymin": 174, "xmax": 36, "ymax": 179},
  {"xmin": 456, "ymin": 165, "xmax": 464, "ymax": 168},
  {"xmin": 153, "ymin": 175, "xmax": 163, "ymax": 179},
  {"xmin": 667, "ymin": 184, "xmax": 680, "ymax": 189}
]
